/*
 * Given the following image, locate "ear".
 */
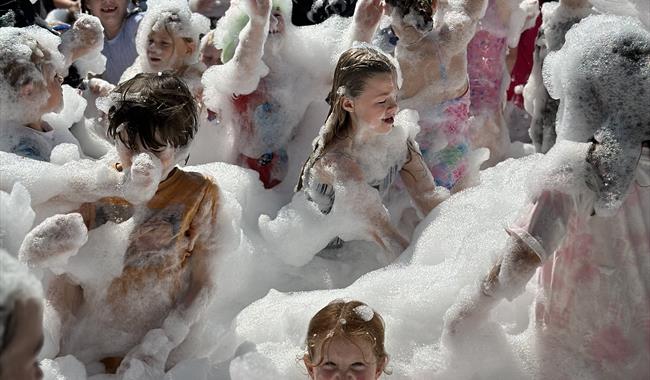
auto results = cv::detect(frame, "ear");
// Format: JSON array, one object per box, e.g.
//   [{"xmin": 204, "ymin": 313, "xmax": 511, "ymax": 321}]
[
  {"xmin": 375, "ymin": 356, "xmax": 388, "ymax": 378},
  {"xmin": 341, "ymin": 96, "xmax": 354, "ymax": 113},
  {"xmin": 303, "ymin": 357, "xmax": 315, "ymax": 379},
  {"xmin": 185, "ymin": 40, "xmax": 197, "ymax": 58},
  {"xmin": 19, "ymin": 82, "xmax": 34, "ymax": 98}
]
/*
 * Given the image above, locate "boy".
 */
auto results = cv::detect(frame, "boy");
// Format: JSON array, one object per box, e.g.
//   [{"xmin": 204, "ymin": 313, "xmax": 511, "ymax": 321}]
[{"xmin": 21, "ymin": 72, "xmax": 221, "ymax": 374}]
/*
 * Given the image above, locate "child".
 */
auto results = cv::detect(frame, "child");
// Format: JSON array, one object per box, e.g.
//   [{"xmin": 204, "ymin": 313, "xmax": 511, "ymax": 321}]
[
  {"xmin": 466, "ymin": 0, "xmax": 538, "ymax": 168},
  {"xmin": 0, "ymin": 250, "xmax": 45, "ymax": 380},
  {"xmin": 120, "ymin": 0, "xmax": 209, "ymax": 96},
  {"xmin": 446, "ymin": 15, "xmax": 650, "ymax": 378},
  {"xmin": 199, "ymin": 29, "xmax": 222, "ymax": 67},
  {"xmin": 524, "ymin": 0, "xmax": 592, "ymax": 154},
  {"xmin": 81, "ymin": 0, "xmax": 143, "ymax": 84},
  {"xmin": 386, "ymin": 0, "xmax": 487, "ymax": 191},
  {"xmin": 303, "ymin": 300, "xmax": 389, "ymax": 380},
  {"xmin": 22, "ymin": 72, "xmax": 221, "ymax": 373},
  {"xmin": 295, "ymin": 46, "xmax": 448, "ymax": 259},
  {"xmin": 201, "ymin": 0, "xmax": 384, "ymax": 187},
  {"xmin": 0, "ymin": 22, "xmax": 101, "ymax": 161}
]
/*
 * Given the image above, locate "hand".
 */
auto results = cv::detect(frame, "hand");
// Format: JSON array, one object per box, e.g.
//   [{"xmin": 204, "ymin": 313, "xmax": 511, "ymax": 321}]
[
  {"xmin": 53, "ymin": 0, "xmax": 80, "ymax": 11},
  {"xmin": 88, "ymin": 78, "xmax": 115, "ymax": 97},
  {"xmin": 18, "ymin": 213, "xmax": 88, "ymax": 268},
  {"xmin": 121, "ymin": 153, "xmax": 163, "ymax": 204},
  {"xmin": 390, "ymin": 10, "xmax": 427, "ymax": 46},
  {"xmin": 190, "ymin": 0, "xmax": 218, "ymax": 15},
  {"xmin": 117, "ymin": 329, "xmax": 174, "ymax": 374},
  {"xmin": 242, "ymin": 0, "xmax": 271, "ymax": 23},
  {"xmin": 353, "ymin": 0, "xmax": 385, "ymax": 32},
  {"xmin": 61, "ymin": 15, "xmax": 104, "ymax": 62}
]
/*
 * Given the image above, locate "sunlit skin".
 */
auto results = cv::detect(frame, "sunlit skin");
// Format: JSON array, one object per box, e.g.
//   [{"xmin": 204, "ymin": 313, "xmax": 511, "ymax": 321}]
[
  {"xmin": 146, "ymin": 29, "xmax": 195, "ymax": 72},
  {"xmin": 306, "ymin": 337, "xmax": 386, "ymax": 380},
  {"xmin": 200, "ymin": 43, "xmax": 222, "ymax": 67},
  {"xmin": 84, "ymin": 0, "xmax": 130, "ymax": 39},
  {"xmin": 342, "ymin": 73, "xmax": 399, "ymax": 143},
  {"xmin": 0, "ymin": 299, "xmax": 44, "ymax": 380},
  {"xmin": 22, "ymin": 66, "xmax": 64, "ymax": 131}
]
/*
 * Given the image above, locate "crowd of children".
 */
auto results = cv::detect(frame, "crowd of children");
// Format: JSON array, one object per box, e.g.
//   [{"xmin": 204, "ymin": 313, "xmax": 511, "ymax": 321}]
[{"xmin": 1, "ymin": 0, "xmax": 649, "ymax": 379}]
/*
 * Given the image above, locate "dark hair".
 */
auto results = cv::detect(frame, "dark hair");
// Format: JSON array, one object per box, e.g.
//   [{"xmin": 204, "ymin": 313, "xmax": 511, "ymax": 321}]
[
  {"xmin": 303, "ymin": 300, "xmax": 389, "ymax": 372},
  {"xmin": 386, "ymin": 0, "xmax": 434, "ymax": 30},
  {"xmin": 296, "ymin": 46, "xmax": 397, "ymax": 191},
  {"xmin": 107, "ymin": 72, "xmax": 198, "ymax": 152}
]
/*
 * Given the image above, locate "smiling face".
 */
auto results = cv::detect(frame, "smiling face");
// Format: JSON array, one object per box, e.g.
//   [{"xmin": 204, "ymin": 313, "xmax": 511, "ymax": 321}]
[
  {"xmin": 306, "ymin": 336, "xmax": 385, "ymax": 380},
  {"xmin": 84, "ymin": 0, "xmax": 129, "ymax": 38},
  {"xmin": 343, "ymin": 73, "xmax": 399, "ymax": 136},
  {"xmin": 0, "ymin": 299, "xmax": 44, "ymax": 380},
  {"xmin": 146, "ymin": 29, "xmax": 194, "ymax": 71}
]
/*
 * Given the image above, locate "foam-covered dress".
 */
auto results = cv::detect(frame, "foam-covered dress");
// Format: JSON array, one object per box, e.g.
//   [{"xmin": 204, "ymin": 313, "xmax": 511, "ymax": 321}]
[{"xmin": 507, "ymin": 146, "xmax": 650, "ymax": 377}]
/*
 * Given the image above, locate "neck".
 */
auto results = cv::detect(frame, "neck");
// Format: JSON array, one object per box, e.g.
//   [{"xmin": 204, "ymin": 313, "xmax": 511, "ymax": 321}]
[
  {"xmin": 349, "ymin": 119, "xmax": 374, "ymax": 150},
  {"xmin": 104, "ymin": 21, "xmax": 123, "ymax": 40},
  {"xmin": 25, "ymin": 120, "xmax": 46, "ymax": 132}
]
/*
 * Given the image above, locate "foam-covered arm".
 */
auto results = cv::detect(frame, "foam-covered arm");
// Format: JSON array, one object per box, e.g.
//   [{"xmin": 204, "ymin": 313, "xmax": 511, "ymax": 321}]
[
  {"xmin": 400, "ymin": 141, "xmax": 449, "ymax": 215},
  {"xmin": 347, "ymin": 0, "xmax": 384, "ymax": 45},
  {"xmin": 226, "ymin": 0, "xmax": 271, "ymax": 94}
]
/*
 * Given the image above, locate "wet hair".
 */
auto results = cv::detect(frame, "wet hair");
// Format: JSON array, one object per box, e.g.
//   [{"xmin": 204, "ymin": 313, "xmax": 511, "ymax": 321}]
[
  {"xmin": 386, "ymin": 0, "xmax": 434, "ymax": 30},
  {"xmin": 107, "ymin": 72, "xmax": 198, "ymax": 152},
  {"xmin": 303, "ymin": 300, "xmax": 389, "ymax": 372},
  {"xmin": 296, "ymin": 46, "xmax": 398, "ymax": 191}
]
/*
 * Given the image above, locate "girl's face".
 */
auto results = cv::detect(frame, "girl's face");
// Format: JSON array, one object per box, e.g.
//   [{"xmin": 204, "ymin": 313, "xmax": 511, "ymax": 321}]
[
  {"xmin": 0, "ymin": 299, "xmax": 44, "ymax": 380},
  {"xmin": 42, "ymin": 66, "xmax": 64, "ymax": 114},
  {"xmin": 343, "ymin": 73, "xmax": 399, "ymax": 136},
  {"xmin": 307, "ymin": 337, "xmax": 385, "ymax": 380},
  {"xmin": 84, "ymin": 0, "xmax": 129, "ymax": 31},
  {"xmin": 146, "ymin": 29, "xmax": 194, "ymax": 71}
]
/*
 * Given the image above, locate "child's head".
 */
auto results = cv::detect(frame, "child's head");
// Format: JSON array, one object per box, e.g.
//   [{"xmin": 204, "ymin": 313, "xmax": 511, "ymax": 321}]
[
  {"xmin": 0, "ymin": 26, "xmax": 65, "ymax": 125},
  {"xmin": 82, "ymin": 0, "xmax": 131, "ymax": 37},
  {"xmin": 303, "ymin": 300, "xmax": 388, "ymax": 380},
  {"xmin": 199, "ymin": 30, "xmax": 223, "ymax": 67},
  {"xmin": 106, "ymin": 72, "xmax": 198, "ymax": 174},
  {"xmin": 296, "ymin": 46, "xmax": 399, "ymax": 190},
  {"xmin": 0, "ymin": 250, "xmax": 44, "ymax": 380},
  {"xmin": 137, "ymin": 0, "xmax": 210, "ymax": 71}
]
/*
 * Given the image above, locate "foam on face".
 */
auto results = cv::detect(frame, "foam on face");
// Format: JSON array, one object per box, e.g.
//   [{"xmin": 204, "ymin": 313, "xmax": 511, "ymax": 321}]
[{"xmin": 0, "ymin": 26, "xmax": 65, "ymax": 124}]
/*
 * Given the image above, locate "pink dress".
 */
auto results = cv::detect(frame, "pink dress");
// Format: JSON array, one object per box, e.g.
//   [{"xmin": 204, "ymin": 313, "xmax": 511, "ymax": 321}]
[{"xmin": 508, "ymin": 147, "xmax": 650, "ymax": 378}]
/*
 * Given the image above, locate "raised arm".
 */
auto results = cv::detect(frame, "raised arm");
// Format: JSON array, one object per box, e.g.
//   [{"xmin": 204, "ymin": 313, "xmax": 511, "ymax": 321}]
[{"xmin": 346, "ymin": 0, "xmax": 385, "ymax": 45}]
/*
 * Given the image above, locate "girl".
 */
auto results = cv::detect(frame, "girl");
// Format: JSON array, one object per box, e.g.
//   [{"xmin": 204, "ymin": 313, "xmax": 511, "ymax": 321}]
[
  {"xmin": 81, "ymin": 0, "xmax": 144, "ymax": 84},
  {"xmin": 295, "ymin": 46, "xmax": 448, "ymax": 259},
  {"xmin": 386, "ymin": 0, "xmax": 487, "ymax": 191},
  {"xmin": 120, "ymin": 0, "xmax": 209, "ymax": 96},
  {"xmin": 303, "ymin": 300, "xmax": 389, "ymax": 380}
]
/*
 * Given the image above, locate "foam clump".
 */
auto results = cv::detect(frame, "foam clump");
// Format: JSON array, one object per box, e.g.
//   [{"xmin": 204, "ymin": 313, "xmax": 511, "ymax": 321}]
[
  {"xmin": 353, "ymin": 304, "xmax": 374, "ymax": 321},
  {"xmin": 41, "ymin": 355, "xmax": 87, "ymax": 380},
  {"xmin": 42, "ymin": 85, "xmax": 88, "ymax": 132},
  {"xmin": 0, "ymin": 183, "xmax": 35, "ymax": 256}
]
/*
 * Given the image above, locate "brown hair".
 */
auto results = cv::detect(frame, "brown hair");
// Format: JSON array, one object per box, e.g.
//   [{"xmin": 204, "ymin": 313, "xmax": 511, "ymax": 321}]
[
  {"xmin": 107, "ymin": 72, "xmax": 198, "ymax": 152},
  {"xmin": 303, "ymin": 300, "xmax": 389, "ymax": 372},
  {"xmin": 296, "ymin": 46, "xmax": 398, "ymax": 191}
]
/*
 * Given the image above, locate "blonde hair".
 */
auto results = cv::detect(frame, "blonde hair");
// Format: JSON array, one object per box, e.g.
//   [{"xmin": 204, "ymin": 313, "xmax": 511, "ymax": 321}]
[
  {"xmin": 303, "ymin": 300, "xmax": 389, "ymax": 372},
  {"xmin": 296, "ymin": 46, "xmax": 398, "ymax": 191}
]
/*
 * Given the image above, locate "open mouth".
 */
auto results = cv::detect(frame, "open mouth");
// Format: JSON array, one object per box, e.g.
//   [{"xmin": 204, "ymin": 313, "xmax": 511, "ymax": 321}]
[
  {"xmin": 101, "ymin": 6, "xmax": 117, "ymax": 13},
  {"xmin": 149, "ymin": 57, "xmax": 162, "ymax": 64},
  {"xmin": 383, "ymin": 116, "xmax": 395, "ymax": 124}
]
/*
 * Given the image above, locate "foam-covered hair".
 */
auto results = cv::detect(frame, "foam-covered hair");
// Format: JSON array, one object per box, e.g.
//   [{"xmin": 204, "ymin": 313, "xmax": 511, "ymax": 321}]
[
  {"xmin": 543, "ymin": 14, "xmax": 650, "ymax": 215},
  {"xmin": 0, "ymin": 250, "xmax": 43, "ymax": 348},
  {"xmin": 0, "ymin": 26, "xmax": 65, "ymax": 123},
  {"xmin": 135, "ymin": 0, "xmax": 210, "ymax": 64},
  {"xmin": 214, "ymin": 0, "xmax": 292, "ymax": 63}
]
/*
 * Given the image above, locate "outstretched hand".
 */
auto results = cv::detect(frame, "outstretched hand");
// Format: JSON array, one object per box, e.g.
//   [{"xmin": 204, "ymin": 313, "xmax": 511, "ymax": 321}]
[
  {"xmin": 353, "ymin": 0, "xmax": 385, "ymax": 32},
  {"xmin": 242, "ymin": 0, "xmax": 272, "ymax": 22}
]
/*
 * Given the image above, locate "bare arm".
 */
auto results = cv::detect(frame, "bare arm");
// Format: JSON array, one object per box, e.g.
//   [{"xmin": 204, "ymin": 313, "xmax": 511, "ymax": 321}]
[
  {"xmin": 226, "ymin": 0, "xmax": 271, "ymax": 92},
  {"xmin": 346, "ymin": 0, "xmax": 384, "ymax": 45},
  {"xmin": 399, "ymin": 141, "xmax": 449, "ymax": 215}
]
